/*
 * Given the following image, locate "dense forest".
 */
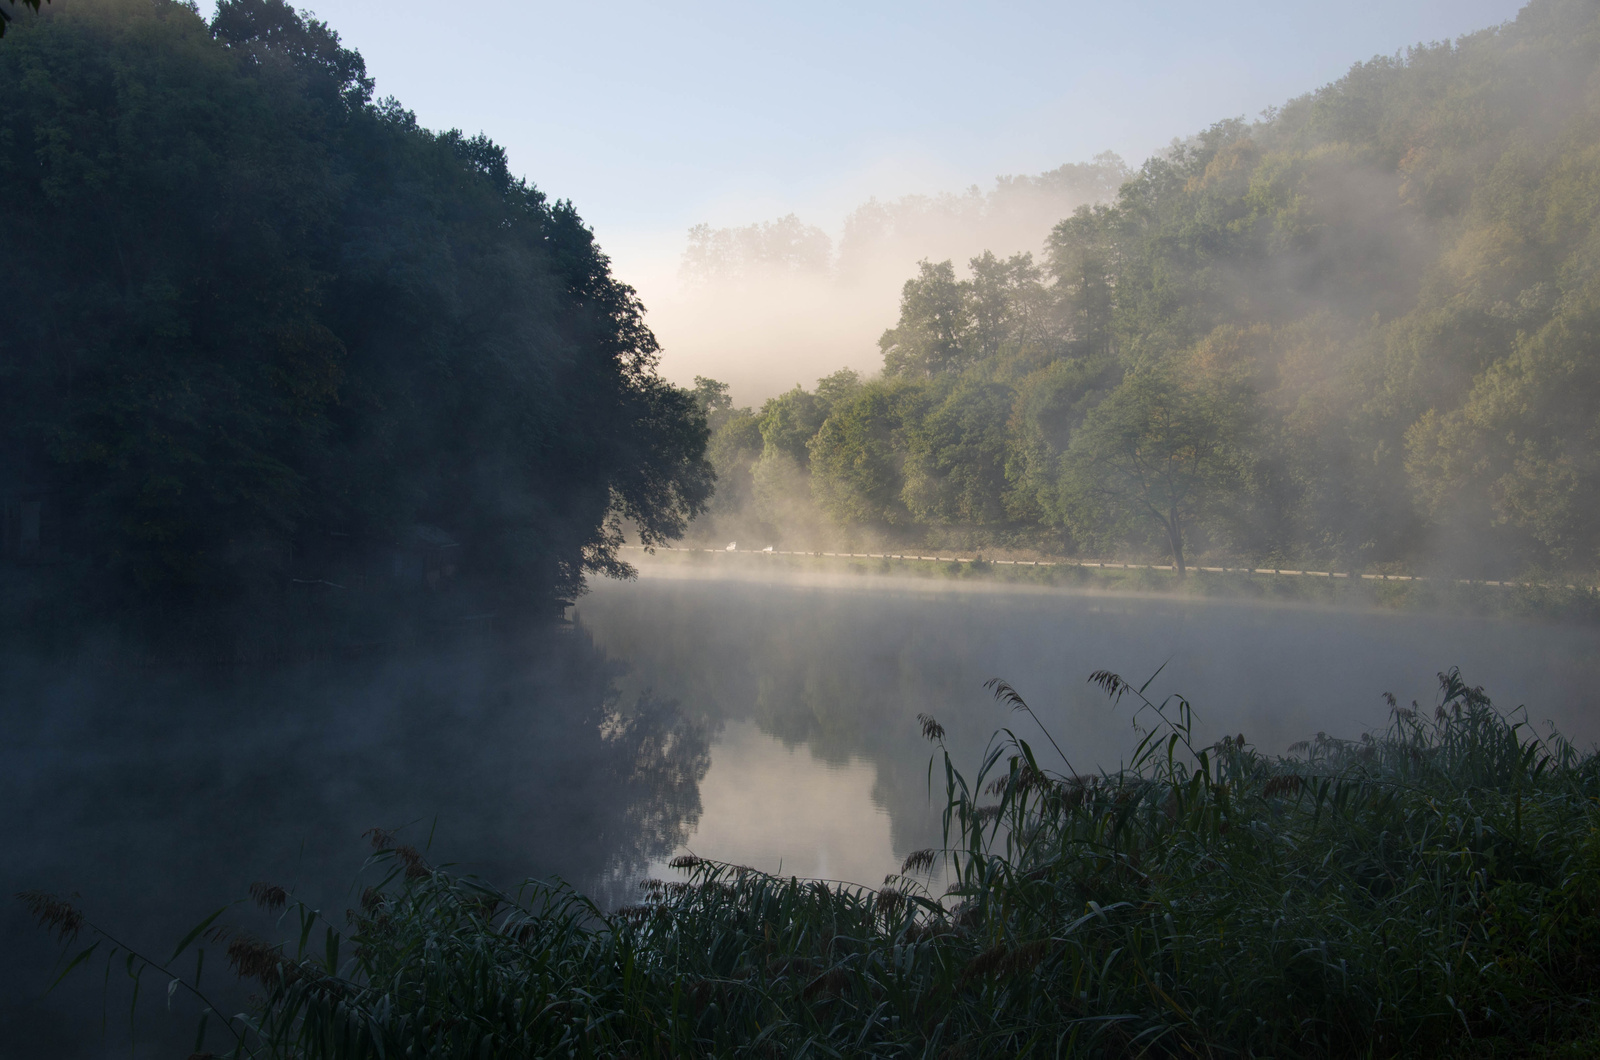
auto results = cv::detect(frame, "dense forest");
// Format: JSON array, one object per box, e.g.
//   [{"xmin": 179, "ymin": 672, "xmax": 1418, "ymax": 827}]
[
  {"xmin": 0, "ymin": 0, "xmax": 712, "ymax": 632},
  {"xmin": 695, "ymin": 0, "xmax": 1600, "ymax": 581}
]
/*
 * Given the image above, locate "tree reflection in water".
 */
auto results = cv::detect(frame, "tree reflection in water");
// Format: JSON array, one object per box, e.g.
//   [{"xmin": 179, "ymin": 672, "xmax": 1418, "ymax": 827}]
[
  {"xmin": 578, "ymin": 573, "xmax": 1600, "ymax": 873},
  {"xmin": 1, "ymin": 623, "xmax": 712, "ymax": 1058}
]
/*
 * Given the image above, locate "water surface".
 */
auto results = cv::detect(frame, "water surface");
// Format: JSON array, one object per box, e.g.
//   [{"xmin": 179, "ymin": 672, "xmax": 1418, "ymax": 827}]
[
  {"xmin": 580, "ymin": 567, "xmax": 1600, "ymax": 883},
  {"xmin": 5, "ymin": 569, "xmax": 1596, "ymax": 1056}
]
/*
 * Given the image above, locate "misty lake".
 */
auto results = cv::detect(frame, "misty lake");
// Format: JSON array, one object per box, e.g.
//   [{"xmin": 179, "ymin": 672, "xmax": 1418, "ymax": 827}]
[{"xmin": 5, "ymin": 568, "xmax": 1599, "ymax": 1055}]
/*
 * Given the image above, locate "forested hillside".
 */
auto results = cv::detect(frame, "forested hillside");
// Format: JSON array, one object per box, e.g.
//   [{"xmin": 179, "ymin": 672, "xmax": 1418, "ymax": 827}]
[
  {"xmin": 697, "ymin": 0, "xmax": 1600, "ymax": 580},
  {"xmin": 0, "ymin": 0, "xmax": 711, "ymax": 627},
  {"xmin": 659, "ymin": 155, "xmax": 1129, "ymax": 413}
]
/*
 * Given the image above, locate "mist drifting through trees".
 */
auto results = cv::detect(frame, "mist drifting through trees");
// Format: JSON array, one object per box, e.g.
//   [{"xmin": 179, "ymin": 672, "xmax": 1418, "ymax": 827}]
[
  {"xmin": 7, "ymin": 0, "xmax": 1600, "ymax": 1056},
  {"xmin": 687, "ymin": 0, "xmax": 1600, "ymax": 584}
]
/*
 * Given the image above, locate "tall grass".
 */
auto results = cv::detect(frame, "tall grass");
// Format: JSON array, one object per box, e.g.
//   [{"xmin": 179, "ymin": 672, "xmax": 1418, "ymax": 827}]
[{"xmin": 26, "ymin": 669, "xmax": 1600, "ymax": 1057}]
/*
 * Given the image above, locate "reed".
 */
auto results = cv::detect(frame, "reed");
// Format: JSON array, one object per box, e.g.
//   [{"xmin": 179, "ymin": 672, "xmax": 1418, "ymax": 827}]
[{"xmin": 25, "ymin": 668, "xmax": 1600, "ymax": 1057}]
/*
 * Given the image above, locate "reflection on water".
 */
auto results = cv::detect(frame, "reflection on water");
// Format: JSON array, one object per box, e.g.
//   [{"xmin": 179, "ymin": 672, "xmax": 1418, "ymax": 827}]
[
  {"xmin": 0, "ymin": 627, "xmax": 710, "ymax": 1057},
  {"xmin": 6, "ymin": 569, "xmax": 1597, "ymax": 1056},
  {"xmin": 650, "ymin": 719, "xmax": 893, "ymax": 886},
  {"xmin": 579, "ymin": 567, "xmax": 1600, "ymax": 896}
]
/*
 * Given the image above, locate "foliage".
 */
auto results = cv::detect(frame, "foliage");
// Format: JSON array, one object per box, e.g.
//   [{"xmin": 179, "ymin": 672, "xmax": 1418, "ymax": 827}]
[
  {"xmin": 0, "ymin": 0, "xmax": 45, "ymax": 37},
  {"xmin": 0, "ymin": 0, "xmax": 711, "ymax": 618},
  {"xmin": 689, "ymin": 376, "xmax": 738, "ymax": 434},
  {"xmin": 716, "ymin": 0, "xmax": 1600, "ymax": 580},
  {"xmin": 29, "ymin": 669, "xmax": 1600, "ymax": 1056},
  {"xmin": 758, "ymin": 387, "xmax": 828, "ymax": 467},
  {"xmin": 681, "ymin": 213, "xmax": 832, "ymax": 284},
  {"xmin": 690, "ymin": 369, "xmax": 864, "ymax": 547},
  {"xmin": 1060, "ymin": 357, "xmax": 1257, "ymax": 572},
  {"xmin": 682, "ymin": 154, "xmax": 1132, "ymax": 289},
  {"xmin": 901, "ymin": 380, "xmax": 1016, "ymax": 528},
  {"xmin": 808, "ymin": 380, "xmax": 917, "ymax": 529},
  {"xmin": 878, "ymin": 254, "xmax": 1050, "ymax": 379}
]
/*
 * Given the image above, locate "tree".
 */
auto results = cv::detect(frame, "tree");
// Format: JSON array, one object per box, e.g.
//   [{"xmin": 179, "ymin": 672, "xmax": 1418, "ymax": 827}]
[
  {"xmin": 901, "ymin": 381, "xmax": 1015, "ymax": 528},
  {"xmin": 1406, "ymin": 282, "xmax": 1600, "ymax": 572},
  {"xmin": 1046, "ymin": 205, "xmax": 1120, "ymax": 361},
  {"xmin": 813, "ymin": 368, "xmax": 862, "ymax": 410},
  {"xmin": 681, "ymin": 213, "xmax": 831, "ymax": 284},
  {"xmin": 1001, "ymin": 358, "xmax": 1117, "ymax": 532},
  {"xmin": 967, "ymin": 250, "xmax": 1049, "ymax": 362},
  {"xmin": 809, "ymin": 382, "xmax": 915, "ymax": 528},
  {"xmin": 0, "ymin": 0, "xmax": 711, "ymax": 616},
  {"xmin": 879, "ymin": 260, "xmax": 970, "ymax": 377},
  {"xmin": 691, "ymin": 376, "xmax": 738, "ymax": 433},
  {"xmin": 879, "ymin": 254, "xmax": 1052, "ymax": 379},
  {"xmin": 759, "ymin": 387, "xmax": 827, "ymax": 468},
  {"xmin": 1062, "ymin": 364, "xmax": 1254, "ymax": 575}
]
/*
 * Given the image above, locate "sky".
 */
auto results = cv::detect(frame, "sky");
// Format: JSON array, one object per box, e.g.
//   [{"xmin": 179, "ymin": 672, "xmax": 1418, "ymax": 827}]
[{"xmin": 235, "ymin": 0, "xmax": 1529, "ymax": 392}]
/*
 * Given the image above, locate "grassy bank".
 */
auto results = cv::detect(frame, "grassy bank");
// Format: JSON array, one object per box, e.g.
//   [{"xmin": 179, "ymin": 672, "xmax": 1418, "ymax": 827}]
[
  {"xmin": 635, "ymin": 546, "xmax": 1600, "ymax": 624},
  {"xmin": 27, "ymin": 670, "xmax": 1600, "ymax": 1057}
]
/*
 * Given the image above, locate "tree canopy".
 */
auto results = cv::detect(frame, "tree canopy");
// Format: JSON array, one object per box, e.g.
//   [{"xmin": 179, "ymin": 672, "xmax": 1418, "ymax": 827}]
[
  {"xmin": 1060, "ymin": 361, "xmax": 1254, "ymax": 574},
  {"xmin": 694, "ymin": 0, "xmax": 1600, "ymax": 579},
  {"xmin": 0, "ymin": 0, "xmax": 711, "ymax": 617}
]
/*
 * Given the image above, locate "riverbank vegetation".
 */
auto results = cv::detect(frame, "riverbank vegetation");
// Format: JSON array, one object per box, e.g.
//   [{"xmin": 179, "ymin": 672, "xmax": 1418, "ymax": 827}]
[
  {"xmin": 29, "ymin": 669, "xmax": 1600, "ymax": 1056},
  {"xmin": 630, "ymin": 546, "xmax": 1600, "ymax": 625},
  {"xmin": 690, "ymin": 0, "xmax": 1600, "ymax": 590},
  {"xmin": 0, "ymin": 0, "xmax": 711, "ymax": 647}
]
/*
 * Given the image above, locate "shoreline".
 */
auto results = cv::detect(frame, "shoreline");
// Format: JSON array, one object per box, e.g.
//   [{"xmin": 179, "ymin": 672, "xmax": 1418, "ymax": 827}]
[{"xmin": 619, "ymin": 545, "xmax": 1600, "ymax": 624}]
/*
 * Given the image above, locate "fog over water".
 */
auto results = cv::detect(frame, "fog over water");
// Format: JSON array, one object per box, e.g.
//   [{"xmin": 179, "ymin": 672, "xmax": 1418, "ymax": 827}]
[
  {"xmin": 9, "ymin": 1, "xmax": 1598, "ymax": 1055},
  {"xmin": 579, "ymin": 567, "xmax": 1600, "ymax": 874},
  {"xmin": 6, "ymin": 569, "xmax": 1597, "ymax": 1055}
]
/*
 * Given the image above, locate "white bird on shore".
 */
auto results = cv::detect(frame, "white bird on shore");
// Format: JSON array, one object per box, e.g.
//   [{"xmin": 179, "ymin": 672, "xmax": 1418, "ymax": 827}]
[
  {"xmin": 763, "ymin": 546, "xmax": 773, "ymax": 552},
  {"xmin": 726, "ymin": 541, "xmax": 737, "ymax": 551}
]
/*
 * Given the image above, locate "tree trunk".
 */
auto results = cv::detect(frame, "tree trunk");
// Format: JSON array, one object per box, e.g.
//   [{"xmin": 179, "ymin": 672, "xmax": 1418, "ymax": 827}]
[{"xmin": 1166, "ymin": 509, "xmax": 1186, "ymax": 577}]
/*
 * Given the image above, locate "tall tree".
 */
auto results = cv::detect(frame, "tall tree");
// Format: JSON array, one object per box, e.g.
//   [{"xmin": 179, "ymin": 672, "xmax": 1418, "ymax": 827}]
[
  {"xmin": 1062, "ymin": 365, "xmax": 1254, "ymax": 575},
  {"xmin": 809, "ymin": 383, "xmax": 913, "ymax": 527},
  {"xmin": 879, "ymin": 260, "xmax": 970, "ymax": 377},
  {"xmin": 0, "ymin": 0, "xmax": 711, "ymax": 615}
]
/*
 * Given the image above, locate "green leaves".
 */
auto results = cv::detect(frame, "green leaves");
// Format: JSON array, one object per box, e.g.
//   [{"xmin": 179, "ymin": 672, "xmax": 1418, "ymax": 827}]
[
  {"xmin": 0, "ymin": 0, "xmax": 46, "ymax": 38},
  {"xmin": 1061, "ymin": 357, "xmax": 1259, "ymax": 573},
  {"xmin": 738, "ymin": 0, "xmax": 1600, "ymax": 581},
  {"xmin": 169, "ymin": 904, "xmax": 232, "ymax": 964},
  {"xmin": 0, "ymin": 0, "xmax": 712, "ymax": 626}
]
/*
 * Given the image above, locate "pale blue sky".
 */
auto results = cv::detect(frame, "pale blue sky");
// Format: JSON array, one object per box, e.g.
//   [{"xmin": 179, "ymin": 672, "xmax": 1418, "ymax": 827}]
[{"xmin": 256, "ymin": 1, "xmax": 1527, "ymax": 288}]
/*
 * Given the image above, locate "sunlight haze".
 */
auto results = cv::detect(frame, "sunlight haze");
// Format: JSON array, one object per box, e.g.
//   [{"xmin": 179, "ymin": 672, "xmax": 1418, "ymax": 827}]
[
  {"xmin": 9, "ymin": 2, "xmax": 1600, "ymax": 1051},
  {"xmin": 262, "ymin": 0, "xmax": 1522, "ymax": 398}
]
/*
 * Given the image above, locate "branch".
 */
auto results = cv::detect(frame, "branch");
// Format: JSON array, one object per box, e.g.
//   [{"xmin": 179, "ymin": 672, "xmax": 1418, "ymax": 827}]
[{"xmin": 0, "ymin": 0, "xmax": 47, "ymax": 37}]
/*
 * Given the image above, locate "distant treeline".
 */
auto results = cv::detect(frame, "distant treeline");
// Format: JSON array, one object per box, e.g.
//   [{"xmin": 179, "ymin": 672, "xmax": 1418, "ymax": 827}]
[
  {"xmin": 0, "ymin": 0, "xmax": 711, "ymax": 627},
  {"xmin": 679, "ymin": 152, "xmax": 1130, "ymax": 285},
  {"xmin": 696, "ymin": 0, "xmax": 1600, "ymax": 579}
]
